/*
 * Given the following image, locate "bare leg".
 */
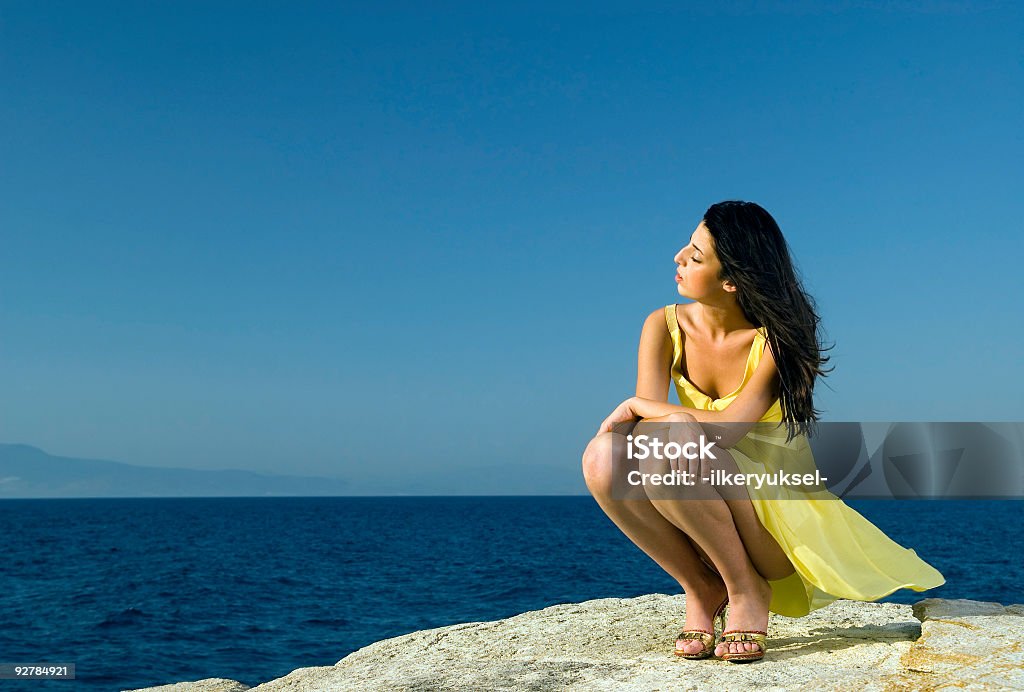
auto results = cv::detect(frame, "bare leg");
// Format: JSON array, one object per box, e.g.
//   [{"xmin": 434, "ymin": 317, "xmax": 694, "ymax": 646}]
[
  {"xmin": 640, "ymin": 414, "xmax": 795, "ymax": 657},
  {"xmin": 647, "ymin": 475, "xmax": 773, "ymax": 657},
  {"xmin": 582, "ymin": 431, "xmax": 728, "ymax": 656}
]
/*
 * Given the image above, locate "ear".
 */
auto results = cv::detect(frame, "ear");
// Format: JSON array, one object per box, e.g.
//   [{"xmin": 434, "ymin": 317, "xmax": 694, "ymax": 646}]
[{"xmin": 722, "ymin": 279, "xmax": 738, "ymax": 293}]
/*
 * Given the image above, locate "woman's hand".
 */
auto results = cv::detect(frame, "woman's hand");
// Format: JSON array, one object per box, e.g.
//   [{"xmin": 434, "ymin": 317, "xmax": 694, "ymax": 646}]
[
  {"xmin": 597, "ymin": 397, "xmax": 639, "ymax": 435},
  {"xmin": 667, "ymin": 416, "xmax": 712, "ymax": 479}
]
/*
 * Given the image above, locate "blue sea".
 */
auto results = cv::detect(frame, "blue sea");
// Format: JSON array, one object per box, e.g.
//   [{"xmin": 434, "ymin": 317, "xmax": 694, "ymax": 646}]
[{"xmin": 0, "ymin": 496, "xmax": 1019, "ymax": 691}]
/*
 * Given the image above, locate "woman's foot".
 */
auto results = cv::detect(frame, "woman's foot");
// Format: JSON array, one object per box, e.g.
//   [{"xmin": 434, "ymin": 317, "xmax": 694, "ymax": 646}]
[
  {"xmin": 713, "ymin": 572, "xmax": 772, "ymax": 659},
  {"xmin": 675, "ymin": 571, "xmax": 729, "ymax": 657}
]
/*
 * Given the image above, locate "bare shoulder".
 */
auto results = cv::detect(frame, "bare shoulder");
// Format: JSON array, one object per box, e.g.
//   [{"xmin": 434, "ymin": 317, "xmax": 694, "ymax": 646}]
[{"xmin": 641, "ymin": 305, "xmax": 672, "ymax": 340}]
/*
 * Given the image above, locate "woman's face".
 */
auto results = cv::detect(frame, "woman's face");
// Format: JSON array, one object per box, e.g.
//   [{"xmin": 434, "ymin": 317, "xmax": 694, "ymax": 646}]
[{"xmin": 674, "ymin": 221, "xmax": 733, "ymax": 300}]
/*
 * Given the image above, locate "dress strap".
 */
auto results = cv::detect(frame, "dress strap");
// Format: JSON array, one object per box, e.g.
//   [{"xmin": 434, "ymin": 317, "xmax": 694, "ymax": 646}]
[
  {"xmin": 664, "ymin": 305, "xmax": 683, "ymax": 376},
  {"xmin": 664, "ymin": 304, "xmax": 679, "ymax": 336},
  {"xmin": 753, "ymin": 326, "xmax": 768, "ymax": 356}
]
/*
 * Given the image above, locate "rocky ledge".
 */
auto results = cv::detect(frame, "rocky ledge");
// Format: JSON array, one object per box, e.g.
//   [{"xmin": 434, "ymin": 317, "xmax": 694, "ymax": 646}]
[{"xmin": 125, "ymin": 595, "xmax": 1024, "ymax": 691}]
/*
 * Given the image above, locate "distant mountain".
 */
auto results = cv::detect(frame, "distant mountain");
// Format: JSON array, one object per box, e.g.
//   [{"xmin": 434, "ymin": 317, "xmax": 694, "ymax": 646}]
[{"xmin": 0, "ymin": 443, "xmax": 350, "ymax": 498}]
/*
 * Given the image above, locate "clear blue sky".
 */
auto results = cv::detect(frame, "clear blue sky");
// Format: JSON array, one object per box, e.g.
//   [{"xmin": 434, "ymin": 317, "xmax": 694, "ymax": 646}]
[{"xmin": 1, "ymin": 1, "xmax": 1021, "ymax": 494}]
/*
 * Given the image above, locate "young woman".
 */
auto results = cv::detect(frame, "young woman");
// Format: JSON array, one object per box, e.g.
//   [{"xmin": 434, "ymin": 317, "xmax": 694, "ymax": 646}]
[{"xmin": 581, "ymin": 201, "xmax": 945, "ymax": 663}]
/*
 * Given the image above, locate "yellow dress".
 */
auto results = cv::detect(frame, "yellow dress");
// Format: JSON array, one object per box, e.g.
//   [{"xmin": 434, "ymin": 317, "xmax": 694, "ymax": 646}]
[{"xmin": 663, "ymin": 304, "xmax": 945, "ymax": 617}]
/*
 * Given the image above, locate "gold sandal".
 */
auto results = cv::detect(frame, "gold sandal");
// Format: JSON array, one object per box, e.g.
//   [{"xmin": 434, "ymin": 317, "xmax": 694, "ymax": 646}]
[
  {"xmin": 719, "ymin": 630, "xmax": 767, "ymax": 663},
  {"xmin": 673, "ymin": 597, "xmax": 729, "ymax": 659}
]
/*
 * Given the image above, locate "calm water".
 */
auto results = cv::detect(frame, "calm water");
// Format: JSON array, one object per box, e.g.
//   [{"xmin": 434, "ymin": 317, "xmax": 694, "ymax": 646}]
[{"xmin": 0, "ymin": 496, "xmax": 1018, "ymax": 690}]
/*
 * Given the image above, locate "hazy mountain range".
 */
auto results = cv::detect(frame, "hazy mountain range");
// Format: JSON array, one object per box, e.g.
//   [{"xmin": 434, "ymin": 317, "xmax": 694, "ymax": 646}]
[{"xmin": 0, "ymin": 443, "xmax": 350, "ymax": 498}]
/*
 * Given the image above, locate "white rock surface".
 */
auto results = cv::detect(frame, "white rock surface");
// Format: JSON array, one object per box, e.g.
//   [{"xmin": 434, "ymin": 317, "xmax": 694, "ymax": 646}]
[
  {"xmin": 124, "ymin": 679, "xmax": 251, "ymax": 692},
  {"xmin": 124, "ymin": 595, "xmax": 1024, "ymax": 691}
]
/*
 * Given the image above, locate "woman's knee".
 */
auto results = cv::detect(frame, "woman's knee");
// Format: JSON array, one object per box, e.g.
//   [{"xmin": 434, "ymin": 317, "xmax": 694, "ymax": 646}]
[
  {"xmin": 582, "ymin": 432, "xmax": 619, "ymax": 492},
  {"xmin": 640, "ymin": 412, "xmax": 705, "ymax": 453},
  {"xmin": 665, "ymin": 413, "xmax": 704, "ymax": 444},
  {"xmin": 644, "ymin": 412, "xmax": 704, "ymax": 445}
]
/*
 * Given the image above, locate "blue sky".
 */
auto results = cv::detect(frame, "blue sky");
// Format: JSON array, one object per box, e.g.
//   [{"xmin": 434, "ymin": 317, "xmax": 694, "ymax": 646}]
[{"xmin": 1, "ymin": 1, "xmax": 1021, "ymax": 494}]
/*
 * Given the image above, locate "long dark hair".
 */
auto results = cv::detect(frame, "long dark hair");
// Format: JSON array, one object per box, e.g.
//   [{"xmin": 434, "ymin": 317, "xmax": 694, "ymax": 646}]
[{"xmin": 702, "ymin": 200, "xmax": 833, "ymax": 442}]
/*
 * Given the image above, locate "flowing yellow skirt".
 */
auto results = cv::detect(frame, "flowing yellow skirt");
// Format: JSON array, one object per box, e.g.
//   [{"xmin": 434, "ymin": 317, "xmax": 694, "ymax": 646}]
[{"xmin": 730, "ymin": 426, "xmax": 946, "ymax": 618}]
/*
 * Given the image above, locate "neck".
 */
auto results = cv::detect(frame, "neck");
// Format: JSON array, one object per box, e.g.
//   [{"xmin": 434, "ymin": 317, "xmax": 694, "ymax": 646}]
[{"xmin": 692, "ymin": 300, "xmax": 751, "ymax": 342}]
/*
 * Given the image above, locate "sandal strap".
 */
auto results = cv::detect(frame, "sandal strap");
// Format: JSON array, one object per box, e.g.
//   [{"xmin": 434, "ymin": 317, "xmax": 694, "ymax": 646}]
[
  {"xmin": 721, "ymin": 631, "xmax": 767, "ymax": 643},
  {"xmin": 675, "ymin": 630, "xmax": 714, "ymax": 655}
]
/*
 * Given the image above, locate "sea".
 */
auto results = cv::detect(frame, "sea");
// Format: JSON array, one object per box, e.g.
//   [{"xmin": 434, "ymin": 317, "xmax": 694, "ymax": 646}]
[{"xmin": 0, "ymin": 496, "xmax": 1020, "ymax": 691}]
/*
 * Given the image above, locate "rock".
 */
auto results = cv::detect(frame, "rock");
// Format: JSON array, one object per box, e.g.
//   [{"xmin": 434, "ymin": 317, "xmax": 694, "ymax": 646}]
[
  {"xmin": 899, "ymin": 598, "xmax": 1024, "ymax": 689},
  {"xmin": 123, "ymin": 595, "xmax": 1024, "ymax": 691},
  {"xmin": 122, "ymin": 679, "xmax": 250, "ymax": 692}
]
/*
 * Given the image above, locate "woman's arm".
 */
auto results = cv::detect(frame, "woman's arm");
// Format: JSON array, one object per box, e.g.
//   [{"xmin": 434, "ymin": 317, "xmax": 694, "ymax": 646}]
[
  {"xmin": 595, "ymin": 308, "xmax": 673, "ymax": 435},
  {"xmin": 635, "ymin": 307, "xmax": 673, "ymax": 401}
]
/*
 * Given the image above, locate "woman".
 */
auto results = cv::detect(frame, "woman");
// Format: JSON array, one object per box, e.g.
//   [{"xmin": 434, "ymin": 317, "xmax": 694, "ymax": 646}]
[{"xmin": 581, "ymin": 201, "xmax": 945, "ymax": 663}]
